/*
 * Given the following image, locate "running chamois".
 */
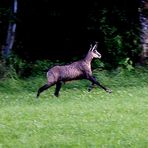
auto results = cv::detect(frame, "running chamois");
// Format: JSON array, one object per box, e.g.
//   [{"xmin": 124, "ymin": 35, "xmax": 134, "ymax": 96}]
[{"xmin": 37, "ymin": 42, "xmax": 112, "ymax": 98}]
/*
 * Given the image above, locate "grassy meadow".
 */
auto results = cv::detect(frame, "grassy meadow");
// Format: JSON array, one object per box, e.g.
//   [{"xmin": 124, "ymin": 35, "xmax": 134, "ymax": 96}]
[{"xmin": 0, "ymin": 67, "xmax": 148, "ymax": 147}]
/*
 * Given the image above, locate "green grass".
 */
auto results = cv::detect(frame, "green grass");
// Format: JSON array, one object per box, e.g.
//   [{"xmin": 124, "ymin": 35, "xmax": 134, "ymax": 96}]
[{"xmin": 0, "ymin": 67, "xmax": 148, "ymax": 148}]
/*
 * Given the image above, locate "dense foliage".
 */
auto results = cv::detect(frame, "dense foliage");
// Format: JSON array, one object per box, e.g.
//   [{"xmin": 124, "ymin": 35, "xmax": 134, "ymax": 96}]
[{"xmin": 0, "ymin": 0, "xmax": 143, "ymax": 76}]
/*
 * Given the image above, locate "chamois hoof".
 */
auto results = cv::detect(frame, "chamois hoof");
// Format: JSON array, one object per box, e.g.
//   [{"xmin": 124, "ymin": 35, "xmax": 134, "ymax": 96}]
[
  {"xmin": 88, "ymin": 88, "xmax": 92, "ymax": 92},
  {"xmin": 106, "ymin": 89, "xmax": 112, "ymax": 93},
  {"xmin": 54, "ymin": 93, "xmax": 60, "ymax": 97},
  {"xmin": 36, "ymin": 93, "xmax": 40, "ymax": 98}
]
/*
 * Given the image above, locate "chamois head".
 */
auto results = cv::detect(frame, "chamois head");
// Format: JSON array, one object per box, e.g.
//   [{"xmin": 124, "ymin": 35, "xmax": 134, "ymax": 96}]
[{"xmin": 89, "ymin": 42, "xmax": 101, "ymax": 59}]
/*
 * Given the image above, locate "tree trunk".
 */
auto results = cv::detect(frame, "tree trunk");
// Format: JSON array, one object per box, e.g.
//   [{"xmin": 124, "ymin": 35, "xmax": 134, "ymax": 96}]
[
  {"xmin": 139, "ymin": 0, "xmax": 148, "ymax": 63},
  {"xmin": 2, "ymin": 0, "xmax": 18, "ymax": 59}
]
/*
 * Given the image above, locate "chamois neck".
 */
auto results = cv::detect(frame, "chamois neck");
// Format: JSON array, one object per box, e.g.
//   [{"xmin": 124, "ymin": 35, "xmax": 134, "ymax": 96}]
[{"xmin": 83, "ymin": 53, "xmax": 93, "ymax": 64}]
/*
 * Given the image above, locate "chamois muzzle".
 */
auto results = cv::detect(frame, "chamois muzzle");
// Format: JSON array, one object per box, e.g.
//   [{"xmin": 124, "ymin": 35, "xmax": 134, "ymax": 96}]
[
  {"xmin": 97, "ymin": 51, "xmax": 101, "ymax": 59},
  {"xmin": 93, "ymin": 49, "xmax": 101, "ymax": 59}
]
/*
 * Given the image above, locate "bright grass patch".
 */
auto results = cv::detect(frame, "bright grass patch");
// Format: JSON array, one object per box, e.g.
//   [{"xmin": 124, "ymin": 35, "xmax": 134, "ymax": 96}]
[{"xmin": 0, "ymin": 68, "xmax": 148, "ymax": 147}]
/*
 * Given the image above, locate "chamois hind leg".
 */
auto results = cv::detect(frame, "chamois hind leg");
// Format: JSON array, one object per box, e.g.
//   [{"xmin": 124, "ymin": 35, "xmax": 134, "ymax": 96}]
[
  {"xmin": 37, "ymin": 84, "xmax": 51, "ymax": 98},
  {"xmin": 54, "ymin": 82, "xmax": 62, "ymax": 97}
]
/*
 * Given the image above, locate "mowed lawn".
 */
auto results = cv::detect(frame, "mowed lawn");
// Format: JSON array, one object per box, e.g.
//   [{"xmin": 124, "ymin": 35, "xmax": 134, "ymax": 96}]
[{"xmin": 0, "ymin": 68, "xmax": 148, "ymax": 148}]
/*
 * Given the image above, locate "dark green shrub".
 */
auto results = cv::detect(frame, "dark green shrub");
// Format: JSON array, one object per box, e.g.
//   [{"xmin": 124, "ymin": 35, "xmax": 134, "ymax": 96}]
[
  {"xmin": 0, "ymin": 60, "xmax": 8, "ymax": 79},
  {"xmin": 89, "ymin": 8, "xmax": 141, "ymax": 69}
]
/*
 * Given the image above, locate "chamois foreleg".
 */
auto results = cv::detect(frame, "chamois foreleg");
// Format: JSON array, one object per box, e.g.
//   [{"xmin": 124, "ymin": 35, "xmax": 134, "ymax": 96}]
[
  {"xmin": 54, "ymin": 81, "xmax": 62, "ymax": 97},
  {"xmin": 87, "ymin": 75, "xmax": 112, "ymax": 93},
  {"xmin": 88, "ymin": 76, "xmax": 96, "ymax": 91}
]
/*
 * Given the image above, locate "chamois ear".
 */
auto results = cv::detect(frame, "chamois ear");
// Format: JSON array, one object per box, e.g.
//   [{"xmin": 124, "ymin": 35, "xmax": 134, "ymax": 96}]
[
  {"xmin": 89, "ymin": 42, "xmax": 98, "ymax": 52},
  {"xmin": 89, "ymin": 44, "xmax": 93, "ymax": 51}
]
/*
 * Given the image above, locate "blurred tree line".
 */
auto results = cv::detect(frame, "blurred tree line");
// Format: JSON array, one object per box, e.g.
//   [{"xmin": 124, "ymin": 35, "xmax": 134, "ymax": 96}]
[{"xmin": 0, "ymin": 0, "xmax": 145, "ymax": 71}]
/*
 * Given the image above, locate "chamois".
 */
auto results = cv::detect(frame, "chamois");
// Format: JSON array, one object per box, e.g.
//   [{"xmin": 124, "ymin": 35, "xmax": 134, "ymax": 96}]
[{"xmin": 37, "ymin": 42, "xmax": 112, "ymax": 98}]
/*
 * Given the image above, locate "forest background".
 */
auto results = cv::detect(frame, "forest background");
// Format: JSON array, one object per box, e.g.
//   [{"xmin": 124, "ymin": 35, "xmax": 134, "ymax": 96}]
[{"xmin": 1, "ymin": 0, "xmax": 146, "ymax": 78}]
